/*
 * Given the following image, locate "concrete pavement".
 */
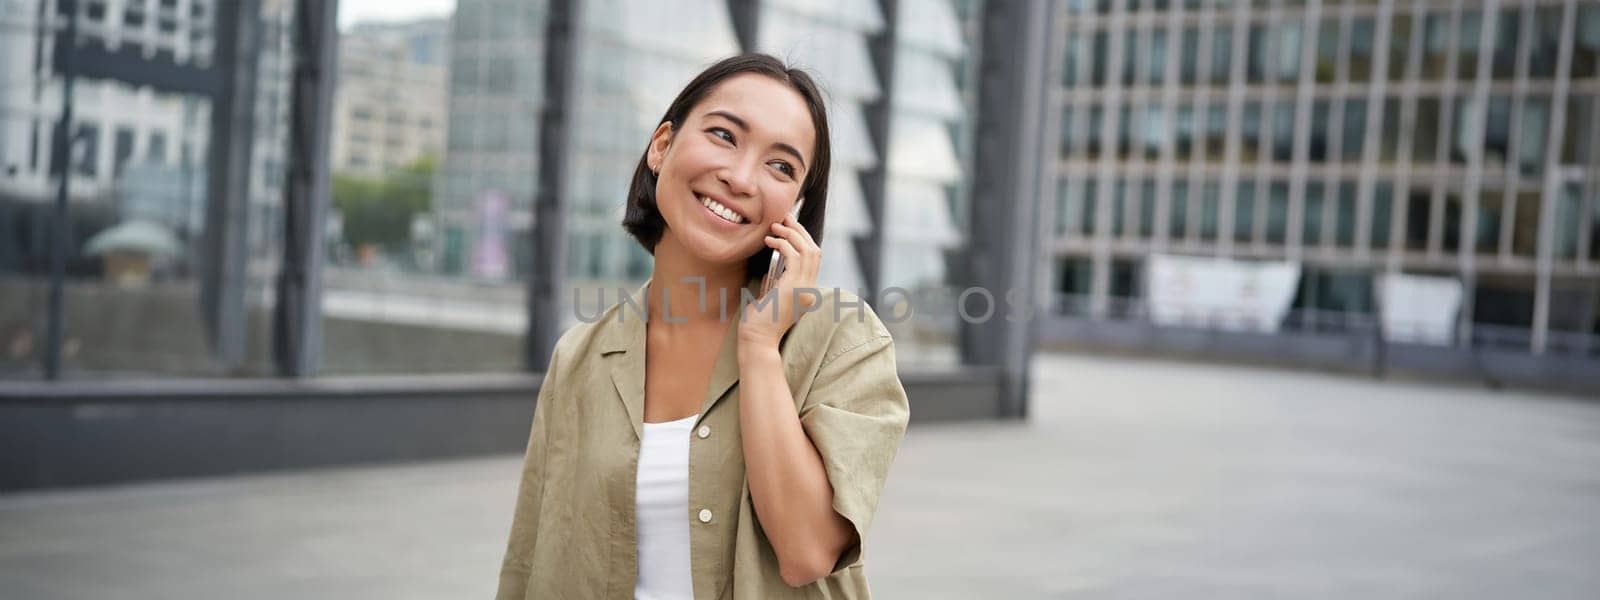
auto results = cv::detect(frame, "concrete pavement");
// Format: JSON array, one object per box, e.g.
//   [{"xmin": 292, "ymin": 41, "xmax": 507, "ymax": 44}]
[{"xmin": 2, "ymin": 353, "xmax": 1598, "ymax": 598}]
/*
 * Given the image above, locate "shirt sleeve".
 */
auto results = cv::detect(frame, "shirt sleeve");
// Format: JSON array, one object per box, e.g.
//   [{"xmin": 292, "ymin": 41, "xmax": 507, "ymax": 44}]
[
  {"xmin": 796, "ymin": 320, "xmax": 911, "ymax": 576},
  {"xmin": 495, "ymin": 345, "xmax": 562, "ymax": 600}
]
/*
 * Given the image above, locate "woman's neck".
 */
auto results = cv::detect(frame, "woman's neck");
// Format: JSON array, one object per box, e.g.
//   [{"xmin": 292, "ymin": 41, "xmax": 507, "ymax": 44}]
[{"xmin": 647, "ymin": 232, "xmax": 747, "ymax": 327}]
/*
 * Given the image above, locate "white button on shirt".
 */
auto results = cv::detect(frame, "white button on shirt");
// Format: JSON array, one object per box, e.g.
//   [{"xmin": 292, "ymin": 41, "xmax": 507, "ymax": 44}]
[{"xmin": 634, "ymin": 414, "xmax": 699, "ymax": 600}]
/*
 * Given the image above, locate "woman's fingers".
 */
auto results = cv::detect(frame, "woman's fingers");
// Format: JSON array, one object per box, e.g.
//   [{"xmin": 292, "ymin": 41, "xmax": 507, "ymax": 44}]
[
  {"xmin": 771, "ymin": 221, "xmax": 818, "ymax": 258},
  {"xmin": 783, "ymin": 212, "xmax": 818, "ymax": 248},
  {"xmin": 765, "ymin": 235, "xmax": 800, "ymax": 262}
]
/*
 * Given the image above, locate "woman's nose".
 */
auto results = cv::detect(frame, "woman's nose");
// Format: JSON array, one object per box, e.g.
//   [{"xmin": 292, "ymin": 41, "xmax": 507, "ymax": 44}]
[{"xmin": 718, "ymin": 156, "xmax": 760, "ymax": 199}]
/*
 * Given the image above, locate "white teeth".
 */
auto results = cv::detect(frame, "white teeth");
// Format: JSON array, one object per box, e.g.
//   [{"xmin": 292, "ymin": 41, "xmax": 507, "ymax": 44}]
[{"xmin": 700, "ymin": 195, "xmax": 745, "ymax": 224}]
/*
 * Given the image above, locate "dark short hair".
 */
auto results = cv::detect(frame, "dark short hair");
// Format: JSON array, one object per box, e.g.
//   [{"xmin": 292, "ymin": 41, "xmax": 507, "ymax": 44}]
[{"xmin": 621, "ymin": 53, "xmax": 832, "ymax": 280}]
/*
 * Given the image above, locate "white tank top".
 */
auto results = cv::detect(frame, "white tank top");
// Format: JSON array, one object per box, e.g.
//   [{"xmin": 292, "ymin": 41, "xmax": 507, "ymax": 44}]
[{"xmin": 634, "ymin": 414, "xmax": 698, "ymax": 600}]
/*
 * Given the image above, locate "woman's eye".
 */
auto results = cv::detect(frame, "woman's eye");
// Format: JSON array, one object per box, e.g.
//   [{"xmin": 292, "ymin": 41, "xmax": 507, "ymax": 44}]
[
  {"xmin": 770, "ymin": 161, "xmax": 795, "ymax": 178},
  {"xmin": 709, "ymin": 128, "xmax": 735, "ymax": 144}
]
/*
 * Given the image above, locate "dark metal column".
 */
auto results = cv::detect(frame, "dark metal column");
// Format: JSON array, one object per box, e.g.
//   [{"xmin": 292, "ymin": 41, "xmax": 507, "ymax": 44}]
[
  {"xmin": 959, "ymin": 0, "xmax": 1055, "ymax": 419},
  {"xmin": 201, "ymin": 0, "xmax": 262, "ymax": 367},
  {"xmin": 273, "ymin": 0, "xmax": 338, "ymax": 376},
  {"xmin": 527, "ymin": 0, "xmax": 580, "ymax": 371},
  {"xmin": 43, "ymin": 0, "xmax": 78, "ymax": 380},
  {"xmin": 726, "ymin": 0, "xmax": 760, "ymax": 53},
  {"xmin": 857, "ymin": 0, "xmax": 898, "ymax": 304}
]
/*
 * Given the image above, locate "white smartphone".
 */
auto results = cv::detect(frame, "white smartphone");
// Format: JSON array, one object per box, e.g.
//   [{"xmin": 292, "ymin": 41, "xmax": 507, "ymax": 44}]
[{"xmin": 761, "ymin": 198, "xmax": 805, "ymax": 297}]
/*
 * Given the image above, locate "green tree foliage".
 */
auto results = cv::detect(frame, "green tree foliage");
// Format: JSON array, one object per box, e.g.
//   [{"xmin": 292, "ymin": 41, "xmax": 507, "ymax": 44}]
[{"xmin": 332, "ymin": 156, "xmax": 436, "ymax": 251}]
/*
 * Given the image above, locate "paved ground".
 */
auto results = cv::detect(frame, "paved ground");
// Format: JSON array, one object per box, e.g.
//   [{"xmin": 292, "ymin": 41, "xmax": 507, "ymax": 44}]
[{"xmin": 2, "ymin": 353, "xmax": 1598, "ymax": 599}]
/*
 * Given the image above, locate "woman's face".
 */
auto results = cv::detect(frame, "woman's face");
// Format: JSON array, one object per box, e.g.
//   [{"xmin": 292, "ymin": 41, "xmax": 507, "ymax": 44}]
[{"xmin": 646, "ymin": 73, "xmax": 815, "ymax": 267}]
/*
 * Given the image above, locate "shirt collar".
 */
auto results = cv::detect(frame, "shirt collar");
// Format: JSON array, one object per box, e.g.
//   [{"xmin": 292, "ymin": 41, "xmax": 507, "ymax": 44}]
[{"xmin": 601, "ymin": 275, "xmax": 762, "ymax": 440}]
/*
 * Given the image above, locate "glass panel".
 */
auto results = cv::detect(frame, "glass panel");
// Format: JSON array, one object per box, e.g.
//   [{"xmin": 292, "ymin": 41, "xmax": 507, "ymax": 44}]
[
  {"xmin": 1200, "ymin": 181, "xmax": 1220, "ymax": 240},
  {"xmin": 1206, "ymin": 105, "xmax": 1227, "ymax": 158},
  {"xmin": 1442, "ymin": 191, "xmax": 1464, "ymax": 254},
  {"xmin": 1336, "ymin": 181, "xmax": 1357, "ymax": 247},
  {"xmin": 1064, "ymin": 31, "xmax": 1084, "ymax": 86},
  {"xmin": 369, "ymin": 0, "xmax": 536, "ymax": 362},
  {"xmin": 1142, "ymin": 104, "xmax": 1166, "ymax": 159},
  {"xmin": 1112, "ymin": 179, "xmax": 1128, "ymax": 237},
  {"xmin": 1059, "ymin": 106, "xmax": 1073, "ymax": 159},
  {"xmin": 1423, "ymin": 13, "xmax": 1452, "ymax": 80},
  {"xmin": 1248, "ymin": 24, "xmax": 1269, "ymax": 84},
  {"xmin": 1493, "ymin": 8, "xmax": 1521, "ymax": 79},
  {"xmin": 1342, "ymin": 98, "xmax": 1368, "ymax": 161},
  {"xmin": 1118, "ymin": 103, "xmax": 1135, "ymax": 158},
  {"xmin": 1272, "ymin": 102, "xmax": 1295, "ymax": 162},
  {"xmin": 1561, "ymin": 95, "xmax": 1596, "ymax": 165},
  {"xmin": 1149, "ymin": 29, "xmax": 1169, "ymax": 85},
  {"xmin": 1055, "ymin": 179, "xmax": 1073, "ymax": 236},
  {"xmin": 1404, "ymin": 186, "xmax": 1430, "ymax": 251},
  {"xmin": 1389, "ymin": 14, "xmax": 1413, "ymax": 81},
  {"xmin": 1372, "ymin": 182, "xmax": 1393, "ymax": 249},
  {"xmin": 1275, "ymin": 23, "xmax": 1303, "ymax": 83},
  {"xmin": 1350, "ymin": 18, "xmax": 1376, "ymax": 82},
  {"xmin": 1456, "ymin": 11, "xmax": 1484, "ymax": 81},
  {"xmin": 1303, "ymin": 182, "xmax": 1324, "ymax": 246},
  {"xmin": 1122, "ymin": 27, "xmax": 1139, "ymax": 86},
  {"xmin": 1170, "ymin": 180, "xmax": 1189, "ymax": 238},
  {"xmin": 1234, "ymin": 182, "xmax": 1255, "ymax": 243},
  {"xmin": 1486, "ymin": 95, "xmax": 1513, "ymax": 166},
  {"xmin": 1175, "ymin": 104, "xmax": 1195, "ymax": 160},
  {"xmin": 1241, "ymin": 101, "xmax": 1263, "ymax": 160},
  {"xmin": 1316, "ymin": 18, "xmax": 1339, "ymax": 84},
  {"xmin": 1138, "ymin": 180, "xmax": 1157, "ymax": 237},
  {"xmin": 1180, "ymin": 27, "xmax": 1200, "ymax": 85},
  {"xmin": 1414, "ymin": 97, "xmax": 1442, "ymax": 162},
  {"xmin": 1578, "ymin": 5, "xmax": 1600, "ymax": 76},
  {"xmin": 1311, "ymin": 99, "xmax": 1331, "ymax": 161},
  {"xmin": 1082, "ymin": 181, "xmax": 1100, "ymax": 236},
  {"xmin": 1086, "ymin": 104, "xmax": 1107, "ymax": 158},
  {"xmin": 1, "ymin": 2, "xmax": 290, "ymax": 378},
  {"xmin": 1380, "ymin": 97, "xmax": 1401, "ymax": 162},
  {"xmin": 1092, "ymin": 29, "xmax": 1110, "ymax": 86},
  {"xmin": 1476, "ymin": 187, "xmax": 1503, "ymax": 254},
  {"xmin": 1518, "ymin": 96, "xmax": 1550, "ymax": 176},
  {"xmin": 1530, "ymin": 7, "xmax": 1561, "ymax": 78},
  {"xmin": 1555, "ymin": 183, "xmax": 1583, "ymax": 259},
  {"xmin": 1511, "ymin": 190, "xmax": 1541, "ymax": 256},
  {"xmin": 1211, "ymin": 26, "xmax": 1234, "ymax": 85},
  {"xmin": 1267, "ymin": 181, "xmax": 1289, "ymax": 245}
]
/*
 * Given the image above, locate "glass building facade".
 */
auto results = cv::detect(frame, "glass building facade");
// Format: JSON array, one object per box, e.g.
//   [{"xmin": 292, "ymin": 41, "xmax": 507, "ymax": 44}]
[
  {"xmin": 1049, "ymin": 0, "xmax": 1600, "ymax": 354},
  {"xmin": 0, "ymin": 0, "xmax": 984, "ymax": 378},
  {"xmin": 0, "ymin": 0, "xmax": 295, "ymax": 378}
]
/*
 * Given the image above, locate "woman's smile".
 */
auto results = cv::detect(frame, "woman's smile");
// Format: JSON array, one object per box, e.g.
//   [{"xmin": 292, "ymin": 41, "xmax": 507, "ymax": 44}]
[{"xmin": 695, "ymin": 191, "xmax": 750, "ymax": 227}]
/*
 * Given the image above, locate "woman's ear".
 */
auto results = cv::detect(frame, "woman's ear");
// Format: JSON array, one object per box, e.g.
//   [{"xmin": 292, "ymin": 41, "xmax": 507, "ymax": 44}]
[{"xmin": 646, "ymin": 122, "xmax": 673, "ymax": 172}]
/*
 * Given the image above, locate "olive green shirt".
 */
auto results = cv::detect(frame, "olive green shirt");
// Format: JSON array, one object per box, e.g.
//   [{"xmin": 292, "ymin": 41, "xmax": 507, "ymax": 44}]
[{"xmin": 495, "ymin": 279, "xmax": 910, "ymax": 599}]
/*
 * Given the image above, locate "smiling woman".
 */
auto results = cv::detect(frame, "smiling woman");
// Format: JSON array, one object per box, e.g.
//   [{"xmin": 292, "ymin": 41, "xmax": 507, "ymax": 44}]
[{"xmin": 494, "ymin": 54, "xmax": 910, "ymax": 599}]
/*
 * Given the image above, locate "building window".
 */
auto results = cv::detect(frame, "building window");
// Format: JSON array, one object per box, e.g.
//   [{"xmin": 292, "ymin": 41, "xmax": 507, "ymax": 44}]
[
  {"xmin": 1210, "ymin": 26, "xmax": 1232, "ymax": 85},
  {"xmin": 148, "ymin": 132, "xmax": 168, "ymax": 164},
  {"xmin": 1170, "ymin": 181, "xmax": 1189, "ymax": 239},
  {"xmin": 1063, "ymin": 31, "xmax": 1083, "ymax": 86},
  {"xmin": 1267, "ymin": 181, "xmax": 1289, "ymax": 245},
  {"xmin": 1180, "ymin": 28, "xmax": 1199, "ymax": 85},
  {"xmin": 1389, "ymin": 14, "xmax": 1414, "ymax": 82},
  {"xmin": 74, "ymin": 123, "xmax": 100, "ymax": 177},
  {"xmin": 1350, "ymin": 18, "xmax": 1376, "ymax": 82},
  {"xmin": 114, "ymin": 127, "xmax": 135, "ymax": 177},
  {"xmin": 1341, "ymin": 99, "xmax": 1367, "ymax": 162},
  {"xmin": 1234, "ymin": 182, "xmax": 1254, "ymax": 243},
  {"xmin": 1304, "ymin": 182, "xmax": 1325, "ymax": 246}
]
